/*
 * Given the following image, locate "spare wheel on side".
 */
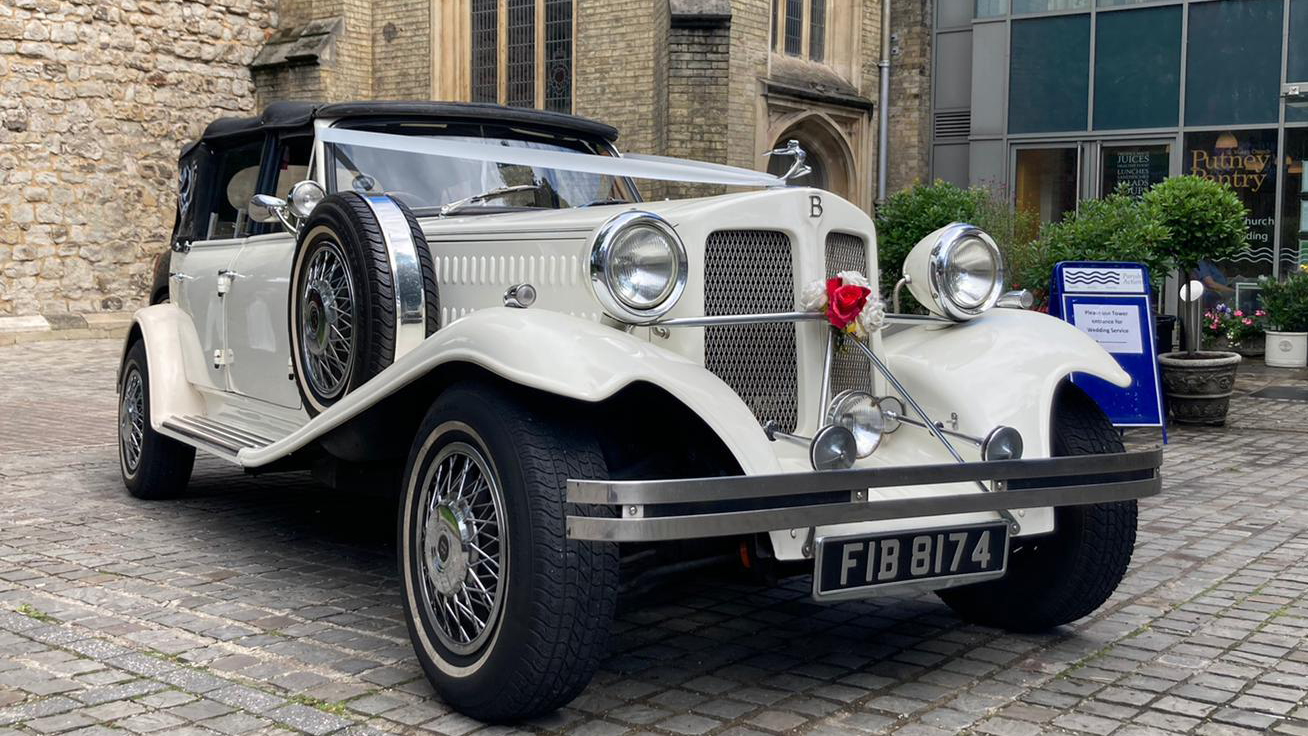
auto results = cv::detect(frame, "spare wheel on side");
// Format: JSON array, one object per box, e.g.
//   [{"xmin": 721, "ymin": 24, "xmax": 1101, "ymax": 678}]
[{"xmin": 289, "ymin": 191, "xmax": 439, "ymax": 416}]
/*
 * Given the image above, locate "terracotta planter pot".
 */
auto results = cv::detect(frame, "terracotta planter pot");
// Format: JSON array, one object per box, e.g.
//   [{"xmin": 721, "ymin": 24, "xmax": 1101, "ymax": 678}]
[{"xmin": 1157, "ymin": 351, "xmax": 1242, "ymax": 426}]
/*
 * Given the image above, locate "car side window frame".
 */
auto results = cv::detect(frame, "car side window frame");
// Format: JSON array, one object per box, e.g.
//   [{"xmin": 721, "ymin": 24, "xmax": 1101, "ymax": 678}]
[
  {"xmin": 197, "ymin": 133, "xmax": 271, "ymax": 243},
  {"xmin": 249, "ymin": 131, "xmax": 315, "ymax": 237}
]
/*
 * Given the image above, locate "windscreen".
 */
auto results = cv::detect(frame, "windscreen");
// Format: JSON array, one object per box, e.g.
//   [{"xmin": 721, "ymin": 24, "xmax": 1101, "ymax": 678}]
[{"xmin": 327, "ymin": 132, "xmax": 635, "ymax": 213}]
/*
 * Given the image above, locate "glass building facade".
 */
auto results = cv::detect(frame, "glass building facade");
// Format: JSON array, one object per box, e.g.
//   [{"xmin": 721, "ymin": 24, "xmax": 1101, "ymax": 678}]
[{"xmin": 931, "ymin": 0, "xmax": 1308, "ymax": 305}]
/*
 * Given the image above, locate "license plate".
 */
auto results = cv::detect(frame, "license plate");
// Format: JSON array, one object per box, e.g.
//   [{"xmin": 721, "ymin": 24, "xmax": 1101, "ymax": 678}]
[{"xmin": 812, "ymin": 522, "xmax": 1009, "ymax": 600}]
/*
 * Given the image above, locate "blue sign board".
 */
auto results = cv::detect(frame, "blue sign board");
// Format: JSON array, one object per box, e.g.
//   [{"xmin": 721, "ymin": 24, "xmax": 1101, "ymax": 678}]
[{"xmin": 1048, "ymin": 261, "xmax": 1165, "ymax": 436}]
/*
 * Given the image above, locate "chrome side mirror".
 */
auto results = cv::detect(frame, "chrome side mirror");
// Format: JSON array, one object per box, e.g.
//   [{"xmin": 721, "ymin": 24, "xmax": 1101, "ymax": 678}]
[
  {"xmin": 248, "ymin": 194, "xmax": 287, "ymax": 224},
  {"xmin": 248, "ymin": 194, "xmax": 297, "ymax": 233}
]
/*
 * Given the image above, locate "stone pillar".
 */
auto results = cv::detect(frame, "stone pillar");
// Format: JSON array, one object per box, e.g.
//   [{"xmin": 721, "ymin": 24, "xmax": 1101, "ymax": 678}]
[
  {"xmin": 574, "ymin": 0, "xmax": 668, "ymax": 159},
  {"xmin": 663, "ymin": 2, "xmax": 732, "ymax": 200},
  {"xmin": 252, "ymin": 0, "xmax": 375, "ymax": 106},
  {"xmin": 887, "ymin": 0, "xmax": 931, "ymax": 194}
]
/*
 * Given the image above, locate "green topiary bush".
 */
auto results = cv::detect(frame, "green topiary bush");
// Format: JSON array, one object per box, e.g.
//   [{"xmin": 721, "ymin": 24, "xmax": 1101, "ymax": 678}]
[
  {"xmin": 1030, "ymin": 187, "xmax": 1173, "ymax": 302},
  {"xmin": 1141, "ymin": 176, "xmax": 1247, "ymax": 277}
]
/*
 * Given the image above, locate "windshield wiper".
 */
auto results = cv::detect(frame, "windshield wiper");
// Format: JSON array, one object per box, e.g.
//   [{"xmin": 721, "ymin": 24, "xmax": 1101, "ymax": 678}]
[
  {"xmin": 439, "ymin": 181, "xmax": 547, "ymax": 216},
  {"xmin": 579, "ymin": 197, "xmax": 631, "ymax": 208}
]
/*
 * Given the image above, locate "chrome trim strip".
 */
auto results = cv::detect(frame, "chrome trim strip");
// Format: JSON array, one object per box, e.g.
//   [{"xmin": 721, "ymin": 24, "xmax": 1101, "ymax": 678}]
[
  {"xmin": 654, "ymin": 311, "xmax": 826, "ymax": 327},
  {"xmin": 163, "ymin": 417, "xmax": 246, "ymax": 455},
  {"xmin": 181, "ymin": 416, "xmax": 275, "ymax": 447},
  {"xmin": 566, "ymin": 475, "xmax": 1160, "ymax": 542},
  {"xmin": 568, "ymin": 449, "xmax": 1162, "ymax": 505},
  {"xmin": 884, "ymin": 411, "xmax": 984, "ymax": 447},
  {"xmin": 649, "ymin": 311, "xmax": 950, "ymax": 328},
  {"xmin": 818, "ymin": 328, "xmax": 835, "ymax": 426},
  {"xmin": 362, "ymin": 195, "xmax": 426, "ymax": 358}
]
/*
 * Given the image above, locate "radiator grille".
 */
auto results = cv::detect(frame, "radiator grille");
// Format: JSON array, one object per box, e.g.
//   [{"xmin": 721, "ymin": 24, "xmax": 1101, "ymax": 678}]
[
  {"xmin": 704, "ymin": 230, "xmax": 798, "ymax": 432},
  {"xmin": 825, "ymin": 232, "xmax": 874, "ymax": 396}
]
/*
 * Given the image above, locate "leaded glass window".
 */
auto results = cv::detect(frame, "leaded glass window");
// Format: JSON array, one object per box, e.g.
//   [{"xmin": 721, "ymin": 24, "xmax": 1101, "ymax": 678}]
[
  {"xmin": 784, "ymin": 0, "xmax": 803, "ymax": 55},
  {"xmin": 505, "ymin": 0, "xmax": 534, "ymax": 107},
  {"xmin": 544, "ymin": 0, "xmax": 572, "ymax": 113},
  {"xmin": 470, "ymin": 0, "xmax": 497, "ymax": 103},
  {"xmin": 774, "ymin": 0, "xmax": 828, "ymax": 62},
  {"xmin": 809, "ymin": 0, "xmax": 825, "ymax": 62},
  {"xmin": 467, "ymin": 0, "xmax": 573, "ymax": 112}
]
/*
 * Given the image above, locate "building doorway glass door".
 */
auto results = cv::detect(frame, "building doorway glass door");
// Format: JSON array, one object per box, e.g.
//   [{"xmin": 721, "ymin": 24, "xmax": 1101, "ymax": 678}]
[{"xmin": 1013, "ymin": 145, "xmax": 1080, "ymax": 229}]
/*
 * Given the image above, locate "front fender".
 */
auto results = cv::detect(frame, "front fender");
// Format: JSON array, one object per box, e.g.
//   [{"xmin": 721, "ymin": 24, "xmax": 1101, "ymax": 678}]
[
  {"xmin": 882, "ymin": 308, "xmax": 1130, "ymax": 460},
  {"xmin": 122, "ymin": 304, "xmax": 207, "ymax": 430},
  {"xmin": 241, "ymin": 307, "xmax": 781, "ymax": 473}
]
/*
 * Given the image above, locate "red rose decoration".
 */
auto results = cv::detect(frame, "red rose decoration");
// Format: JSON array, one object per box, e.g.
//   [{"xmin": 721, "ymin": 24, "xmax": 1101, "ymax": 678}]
[{"xmin": 825, "ymin": 277, "xmax": 870, "ymax": 329}]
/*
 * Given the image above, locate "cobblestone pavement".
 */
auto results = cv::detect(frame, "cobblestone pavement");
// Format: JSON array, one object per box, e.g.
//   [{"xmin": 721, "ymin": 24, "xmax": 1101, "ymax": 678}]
[{"xmin": 3, "ymin": 339, "xmax": 1308, "ymax": 736}]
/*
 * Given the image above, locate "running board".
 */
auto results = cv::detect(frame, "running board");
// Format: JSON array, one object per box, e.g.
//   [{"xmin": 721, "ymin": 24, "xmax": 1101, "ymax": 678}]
[{"xmin": 162, "ymin": 415, "xmax": 276, "ymax": 459}]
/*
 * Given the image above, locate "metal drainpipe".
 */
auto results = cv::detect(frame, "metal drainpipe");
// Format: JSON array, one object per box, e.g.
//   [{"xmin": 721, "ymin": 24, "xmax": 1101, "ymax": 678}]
[{"xmin": 876, "ymin": 0, "xmax": 892, "ymax": 206}]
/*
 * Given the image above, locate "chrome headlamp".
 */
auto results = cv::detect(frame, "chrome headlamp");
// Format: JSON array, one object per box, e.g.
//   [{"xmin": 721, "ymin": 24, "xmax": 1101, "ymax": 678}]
[
  {"xmin": 903, "ymin": 223, "xmax": 1005, "ymax": 321},
  {"xmin": 589, "ymin": 211, "xmax": 688, "ymax": 324}
]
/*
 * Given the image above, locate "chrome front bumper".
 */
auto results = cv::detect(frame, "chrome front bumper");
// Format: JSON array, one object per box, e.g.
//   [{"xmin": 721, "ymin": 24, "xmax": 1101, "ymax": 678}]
[{"xmin": 565, "ymin": 449, "xmax": 1162, "ymax": 542}]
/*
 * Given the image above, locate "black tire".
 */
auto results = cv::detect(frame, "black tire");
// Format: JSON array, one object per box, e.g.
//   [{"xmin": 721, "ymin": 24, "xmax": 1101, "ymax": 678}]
[
  {"xmin": 289, "ymin": 192, "xmax": 439, "ymax": 415},
  {"xmin": 118, "ymin": 340, "xmax": 195, "ymax": 500},
  {"xmin": 398, "ymin": 382, "xmax": 618, "ymax": 722},
  {"xmin": 937, "ymin": 382, "xmax": 1137, "ymax": 631}
]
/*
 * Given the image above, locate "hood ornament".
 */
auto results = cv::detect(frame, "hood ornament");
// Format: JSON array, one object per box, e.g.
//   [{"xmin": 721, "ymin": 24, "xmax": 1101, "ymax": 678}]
[{"xmin": 762, "ymin": 139, "xmax": 811, "ymax": 184}]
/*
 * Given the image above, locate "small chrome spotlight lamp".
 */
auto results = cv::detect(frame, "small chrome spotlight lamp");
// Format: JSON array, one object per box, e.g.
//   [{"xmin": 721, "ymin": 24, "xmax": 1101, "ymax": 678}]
[
  {"xmin": 826, "ymin": 390, "xmax": 887, "ymax": 459},
  {"xmin": 981, "ymin": 426, "xmax": 1024, "ymax": 461},
  {"xmin": 810, "ymin": 425, "xmax": 858, "ymax": 471}
]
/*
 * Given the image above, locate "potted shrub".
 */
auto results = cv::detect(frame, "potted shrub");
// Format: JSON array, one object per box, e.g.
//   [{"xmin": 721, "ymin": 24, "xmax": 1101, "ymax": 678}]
[
  {"xmin": 1032, "ymin": 188, "xmax": 1174, "ymax": 348},
  {"xmin": 1142, "ymin": 176, "xmax": 1247, "ymax": 425},
  {"xmin": 1259, "ymin": 267, "xmax": 1308, "ymax": 367}
]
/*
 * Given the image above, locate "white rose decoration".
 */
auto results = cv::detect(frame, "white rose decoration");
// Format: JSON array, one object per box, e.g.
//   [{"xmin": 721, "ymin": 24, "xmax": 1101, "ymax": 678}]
[
  {"xmin": 799, "ymin": 279, "xmax": 828, "ymax": 312},
  {"xmin": 854, "ymin": 296, "xmax": 885, "ymax": 339},
  {"xmin": 836, "ymin": 270, "xmax": 871, "ymax": 289}
]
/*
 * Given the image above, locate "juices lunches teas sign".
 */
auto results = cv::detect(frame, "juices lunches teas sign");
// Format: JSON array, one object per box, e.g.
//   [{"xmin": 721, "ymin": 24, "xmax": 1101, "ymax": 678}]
[{"xmin": 1049, "ymin": 262, "xmax": 1164, "ymax": 431}]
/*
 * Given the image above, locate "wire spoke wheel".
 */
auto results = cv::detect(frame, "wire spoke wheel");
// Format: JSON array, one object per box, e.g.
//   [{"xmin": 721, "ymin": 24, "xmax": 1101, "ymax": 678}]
[
  {"xmin": 118, "ymin": 369, "xmax": 145, "ymax": 474},
  {"xmin": 298, "ymin": 239, "xmax": 357, "ymax": 400},
  {"xmin": 417, "ymin": 441, "xmax": 508, "ymax": 656}
]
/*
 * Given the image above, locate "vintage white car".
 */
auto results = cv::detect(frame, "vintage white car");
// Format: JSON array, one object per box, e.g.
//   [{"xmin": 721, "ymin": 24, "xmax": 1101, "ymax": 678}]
[{"xmin": 118, "ymin": 101, "xmax": 1161, "ymax": 722}]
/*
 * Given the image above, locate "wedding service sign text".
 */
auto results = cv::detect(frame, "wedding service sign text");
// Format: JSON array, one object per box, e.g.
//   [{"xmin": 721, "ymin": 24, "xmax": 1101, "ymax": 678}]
[{"xmin": 1049, "ymin": 261, "xmax": 1165, "ymax": 433}]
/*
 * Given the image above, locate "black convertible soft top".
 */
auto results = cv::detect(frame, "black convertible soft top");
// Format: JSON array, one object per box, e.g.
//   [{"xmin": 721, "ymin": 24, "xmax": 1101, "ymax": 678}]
[{"xmin": 194, "ymin": 100, "xmax": 620, "ymax": 144}]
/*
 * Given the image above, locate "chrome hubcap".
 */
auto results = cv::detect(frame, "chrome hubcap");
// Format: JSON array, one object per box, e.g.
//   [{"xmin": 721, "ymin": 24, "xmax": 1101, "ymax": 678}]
[
  {"xmin": 299, "ymin": 241, "xmax": 355, "ymax": 399},
  {"xmin": 119, "ymin": 370, "xmax": 145, "ymax": 473},
  {"xmin": 417, "ymin": 441, "xmax": 507, "ymax": 655}
]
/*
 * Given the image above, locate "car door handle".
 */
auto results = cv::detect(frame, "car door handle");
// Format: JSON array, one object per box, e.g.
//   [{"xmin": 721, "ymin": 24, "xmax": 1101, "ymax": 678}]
[
  {"xmin": 216, "ymin": 269, "xmax": 244, "ymax": 297},
  {"xmin": 169, "ymin": 272, "xmax": 195, "ymax": 282}
]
